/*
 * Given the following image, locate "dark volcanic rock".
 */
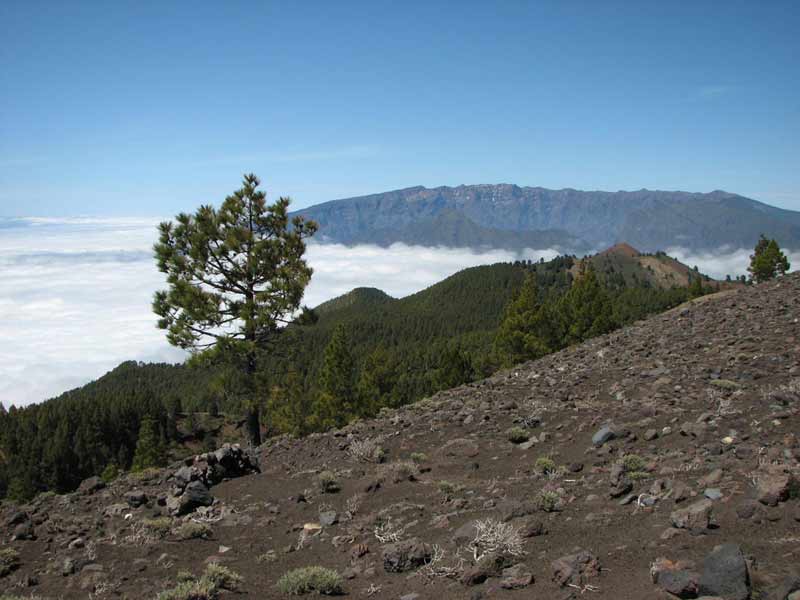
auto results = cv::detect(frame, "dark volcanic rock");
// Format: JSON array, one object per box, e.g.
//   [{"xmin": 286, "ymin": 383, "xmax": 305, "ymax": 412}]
[
  {"xmin": 551, "ymin": 549, "xmax": 601, "ymax": 587},
  {"xmin": 670, "ymin": 499, "xmax": 714, "ymax": 533},
  {"xmin": 382, "ymin": 539, "xmax": 432, "ymax": 573},
  {"xmin": 698, "ymin": 543, "xmax": 750, "ymax": 600},
  {"xmin": 77, "ymin": 476, "xmax": 105, "ymax": 495}
]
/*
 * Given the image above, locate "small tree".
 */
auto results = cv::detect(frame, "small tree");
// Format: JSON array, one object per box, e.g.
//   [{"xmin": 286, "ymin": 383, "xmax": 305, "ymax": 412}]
[
  {"xmin": 559, "ymin": 263, "xmax": 613, "ymax": 345},
  {"xmin": 153, "ymin": 174, "xmax": 317, "ymax": 446},
  {"xmin": 266, "ymin": 369, "xmax": 312, "ymax": 437},
  {"xmin": 492, "ymin": 272, "xmax": 553, "ymax": 367},
  {"xmin": 748, "ymin": 234, "xmax": 790, "ymax": 283},
  {"xmin": 356, "ymin": 346, "xmax": 397, "ymax": 415},
  {"xmin": 688, "ymin": 274, "xmax": 705, "ymax": 299},
  {"xmin": 432, "ymin": 345, "xmax": 474, "ymax": 392},
  {"xmin": 131, "ymin": 416, "xmax": 166, "ymax": 471},
  {"xmin": 314, "ymin": 324, "xmax": 356, "ymax": 429}
]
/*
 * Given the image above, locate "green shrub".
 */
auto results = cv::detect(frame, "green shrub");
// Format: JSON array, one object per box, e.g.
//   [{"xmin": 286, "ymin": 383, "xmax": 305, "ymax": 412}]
[
  {"xmin": 437, "ymin": 480, "xmax": 464, "ymax": 500},
  {"xmin": 203, "ymin": 563, "xmax": 243, "ymax": 591},
  {"xmin": 0, "ymin": 548, "xmax": 20, "ymax": 577},
  {"xmin": 256, "ymin": 550, "xmax": 277, "ymax": 564},
  {"xmin": 176, "ymin": 570, "xmax": 195, "ymax": 583},
  {"xmin": 506, "ymin": 427, "xmax": 529, "ymax": 444},
  {"xmin": 317, "ymin": 471, "xmax": 340, "ymax": 493},
  {"xmin": 176, "ymin": 521, "xmax": 212, "ymax": 540},
  {"xmin": 142, "ymin": 517, "xmax": 173, "ymax": 538},
  {"xmin": 277, "ymin": 566, "xmax": 343, "ymax": 595},
  {"xmin": 156, "ymin": 564, "xmax": 242, "ymax": 600},
  {"xmin": 157, "ymin": 578, "xmax": 216, "ymax": 600},
  {"xmin": 536, "ymin": 490, "xmax": 561, "ymax": 512},
  {"xmin": 382, "ymin": 460, "xmax": 418, "ymax": 483},
  {"xmin": 129, "ymin": 467, "xmax": 161, "ymax": 482},
  {"xmin": 534, "ymin": 456, "xmax": 556, "ymax": 475},
  {"xmin": 622, "ymin": 454, "xmax": 646, "ymax": 473},
  {"xmin": 101, "ymin": 462, "xmax": 120, "ymax": 483},
  {"xmin": 410, "ymin": 452, "xmax": 428, "ymax": 464}
]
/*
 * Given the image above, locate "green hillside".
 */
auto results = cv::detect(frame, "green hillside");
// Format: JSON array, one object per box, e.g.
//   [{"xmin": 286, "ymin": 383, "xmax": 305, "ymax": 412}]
[{"xmin": 0, "ymin": 251, "xmax": 713, "ymax": 501}]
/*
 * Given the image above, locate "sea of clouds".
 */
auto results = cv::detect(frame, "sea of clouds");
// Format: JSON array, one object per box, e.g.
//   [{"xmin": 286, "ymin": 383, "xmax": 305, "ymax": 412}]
[{"xmin": 0, "ymin": 217, "xmax": 795, "ymax": 408}]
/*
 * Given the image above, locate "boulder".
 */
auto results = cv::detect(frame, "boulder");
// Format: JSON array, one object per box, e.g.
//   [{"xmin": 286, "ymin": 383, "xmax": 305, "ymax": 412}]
[
  {"xmin": 671, "ymin": 499, "xmax": 713, "ymax": 532},
  {"xmin": 78, "ymin": 476, "xmax": 105, "ymax": 495},
  {"xmin": 319, "ymin": 510, "xmax": 338, "ymax": 527},
  {"xmin": 499, "ymin": 564, "xmax": 534, "ymax": 589},
  {"xmin": 124, "ymin": 490, "xmax": 147, "ymax": 508},
  {"xmin": 551, "ymin": 549, "xmax": 601, "ymax": 587},
  {"xmin": 592, "ymin": 425, "xmax": 616, "ymax": 446},
  {"xmin": 698, "ymin": 543, "xmax": 750, "ymax": 600},
  {"xmin": 172, "ymin": 481, "xmax": 213, "ymax": 515},
  {"xmin": 756, "ymin": 465, "xmax": 798, "ymax": 506},
  {"xmin": 442, "ymin": 438, "xmax": 480, "ymax": 458},
  {"xmin": 651, "ymin": 557, "xmax": 699, "ymax": 598},
  {"xmin": 12, "ymin": 519, "xmax": 35, "ymax": 541},
  {"xmin": 460, "ymin": 553, "xmax": 511, "ymax": 586},
  {"xmin": 382, "ymin": 538, "xmax": 432, "ymax": 573}
]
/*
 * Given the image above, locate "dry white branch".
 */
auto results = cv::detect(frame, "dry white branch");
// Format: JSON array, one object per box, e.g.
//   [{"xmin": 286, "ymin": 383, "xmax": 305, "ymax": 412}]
[
  {"xmin": 469, "ymin": 519, "xmax": 525, "ymax": 562},
  {"xmin": 374, "ymin": 519, "xmax": 403, "ymax": 543}
]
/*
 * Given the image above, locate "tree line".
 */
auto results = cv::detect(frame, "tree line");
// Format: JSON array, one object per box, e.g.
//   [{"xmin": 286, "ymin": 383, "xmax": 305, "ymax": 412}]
[{"xmin": 0, "ymin": 175, "xmax": 790, "ymax": 502}]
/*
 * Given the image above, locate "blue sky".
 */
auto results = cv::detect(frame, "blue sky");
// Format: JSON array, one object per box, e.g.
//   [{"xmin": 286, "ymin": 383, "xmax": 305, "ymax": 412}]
[{"xmin": 1, "ymin": 1, "xmax": 799, "ymax": 216}]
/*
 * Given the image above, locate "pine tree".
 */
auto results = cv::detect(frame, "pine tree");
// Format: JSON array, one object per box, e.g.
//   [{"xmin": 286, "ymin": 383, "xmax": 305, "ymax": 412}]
[
  {"xmin": 492, "ymin": 273, "xmax": 553, "ymax": 367},
  {"xmin": 356, "ymin": 346, "xmax": 397, "ymax": 415},
  {"xmin": 314, "ymin": 325, "xmax": 356, "ymax": 428},
  {"xmin": 131, "ymin": 416, "xmax": 166, "ymax": 472},
  {"xmin": 688, "ymin": 274, "xmax": 705, "ymax": 299},
  {"xmin": 560, "ymin": 263, "xmax": 614, "ymax": 345},
  {"xmin": 432, "ymin": 345, "xmax": 474, "ymax": 391},
  {"xmin": 748, "ymin": 234, "xmax": 790, "ymax": 283},
  {"xmin": 266, "ymin": 370, "xmax": 312, "ymax": 437},
  {"xmin": 153, "ymin": 174, "xmax": 317, "ymax": 446}
]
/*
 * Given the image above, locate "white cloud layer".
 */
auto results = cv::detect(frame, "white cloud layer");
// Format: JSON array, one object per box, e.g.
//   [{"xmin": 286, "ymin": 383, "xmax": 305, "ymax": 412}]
[
  {"xmin": 0, "ymin": 218, "xmax": 557, "ymax": 407},
  {"xmin": 665, "ymin": 246, "xmax": 800, "ymax": 280},
  {"xmin": 1, "ymin": 217, "xmax": 795, "ymax": 407}
]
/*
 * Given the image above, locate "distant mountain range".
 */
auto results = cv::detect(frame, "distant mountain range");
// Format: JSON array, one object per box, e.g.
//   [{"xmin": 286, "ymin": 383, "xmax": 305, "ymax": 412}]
[{"xmin": 294, "ymin": 185, "xmax": 800, "ymax": 252}]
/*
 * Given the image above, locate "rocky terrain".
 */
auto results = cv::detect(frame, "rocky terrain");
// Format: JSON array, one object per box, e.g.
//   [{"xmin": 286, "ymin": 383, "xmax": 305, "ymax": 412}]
[{"xmin": 2, "ymin": 274, "xmax": 800, "ymax": 599}]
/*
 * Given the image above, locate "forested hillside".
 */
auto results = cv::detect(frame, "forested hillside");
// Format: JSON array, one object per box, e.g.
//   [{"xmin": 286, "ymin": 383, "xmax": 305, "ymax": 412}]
[{"xmin": 0, "ymin": 250, "xmax": 717, "ymax": 501}]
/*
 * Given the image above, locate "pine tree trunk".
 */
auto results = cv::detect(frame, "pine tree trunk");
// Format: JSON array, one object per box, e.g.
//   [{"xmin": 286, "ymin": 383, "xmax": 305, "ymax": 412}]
[{"xmin": 245, "ymin": 354, "xmax": 262, "ymax": 447}]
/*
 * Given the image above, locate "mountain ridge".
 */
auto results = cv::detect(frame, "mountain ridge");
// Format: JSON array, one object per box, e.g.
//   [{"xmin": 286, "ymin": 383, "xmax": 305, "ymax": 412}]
[{"xmin": 294, "ymin": 184, "xmax": 800, "ymax": 252}]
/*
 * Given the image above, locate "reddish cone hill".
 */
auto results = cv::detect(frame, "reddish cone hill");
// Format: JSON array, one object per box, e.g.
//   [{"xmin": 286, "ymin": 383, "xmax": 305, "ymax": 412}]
[{"xmin": 574, "ymin": 243, "xmax": 736, "ymax": 290}]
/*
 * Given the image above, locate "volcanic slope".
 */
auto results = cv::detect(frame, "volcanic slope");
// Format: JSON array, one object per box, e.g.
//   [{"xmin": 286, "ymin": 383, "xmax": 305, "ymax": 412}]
[{"xmin": 2, "ymin": 274, "xmax": 800, "ymax": 599}]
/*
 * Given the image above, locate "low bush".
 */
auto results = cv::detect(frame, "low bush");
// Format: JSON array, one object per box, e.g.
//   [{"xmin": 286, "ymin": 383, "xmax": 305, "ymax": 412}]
[
  {"xmin": 277, "ymin": 566, "xmax": 343, "ymax": 595},
  {"xmin": 129, "ymin": 467, "xmax": 161, "ymax": 482},
  {"xmin": 410, "ymin": 452, "xmax": 428, "ymax": 464},
  {"xmin": 156, "ymin": 564, "xmax": 242, "ymax": 600},
  {"xmin": 506, "ymin": 427, "xmax": 529, "ymax": 444},
  {"xmin": 142, "ymin": 517, "xmax": 173, "ymax": 538},
  {"xmin": 381, "ymin": 460, "xmax": 418, "ymax": 483},
  {"xmin": 347, "ymin": 439, "xmax": 386, "ymax": 463},
  {"xmin": 317, "ymin": 471, "xmax": 340, "ymax": 493},
  {"xmin": 622, "ymin": 454, "xmax": 647, "ymax": 473},
  {"xmin": 203, "ymin": 563, "xmax": 243, "ymax": 590},
  {"xmin": 157, "ymin": 578, "xmax": 216, "ymax": 600},
  {"xmin": 176, "ymin": 521, "xmax": 212, "ymax": 540},
  {"xmin": 0, "ymin": 548, "xmax": 20, "ymax": 577},
  {"xmin": 534, "ymin": 456, "xmax": 556, "ymax": 475},
  {"xmin": 536, "ymin": 489, "xmax": 562, "ymax": 512}
]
